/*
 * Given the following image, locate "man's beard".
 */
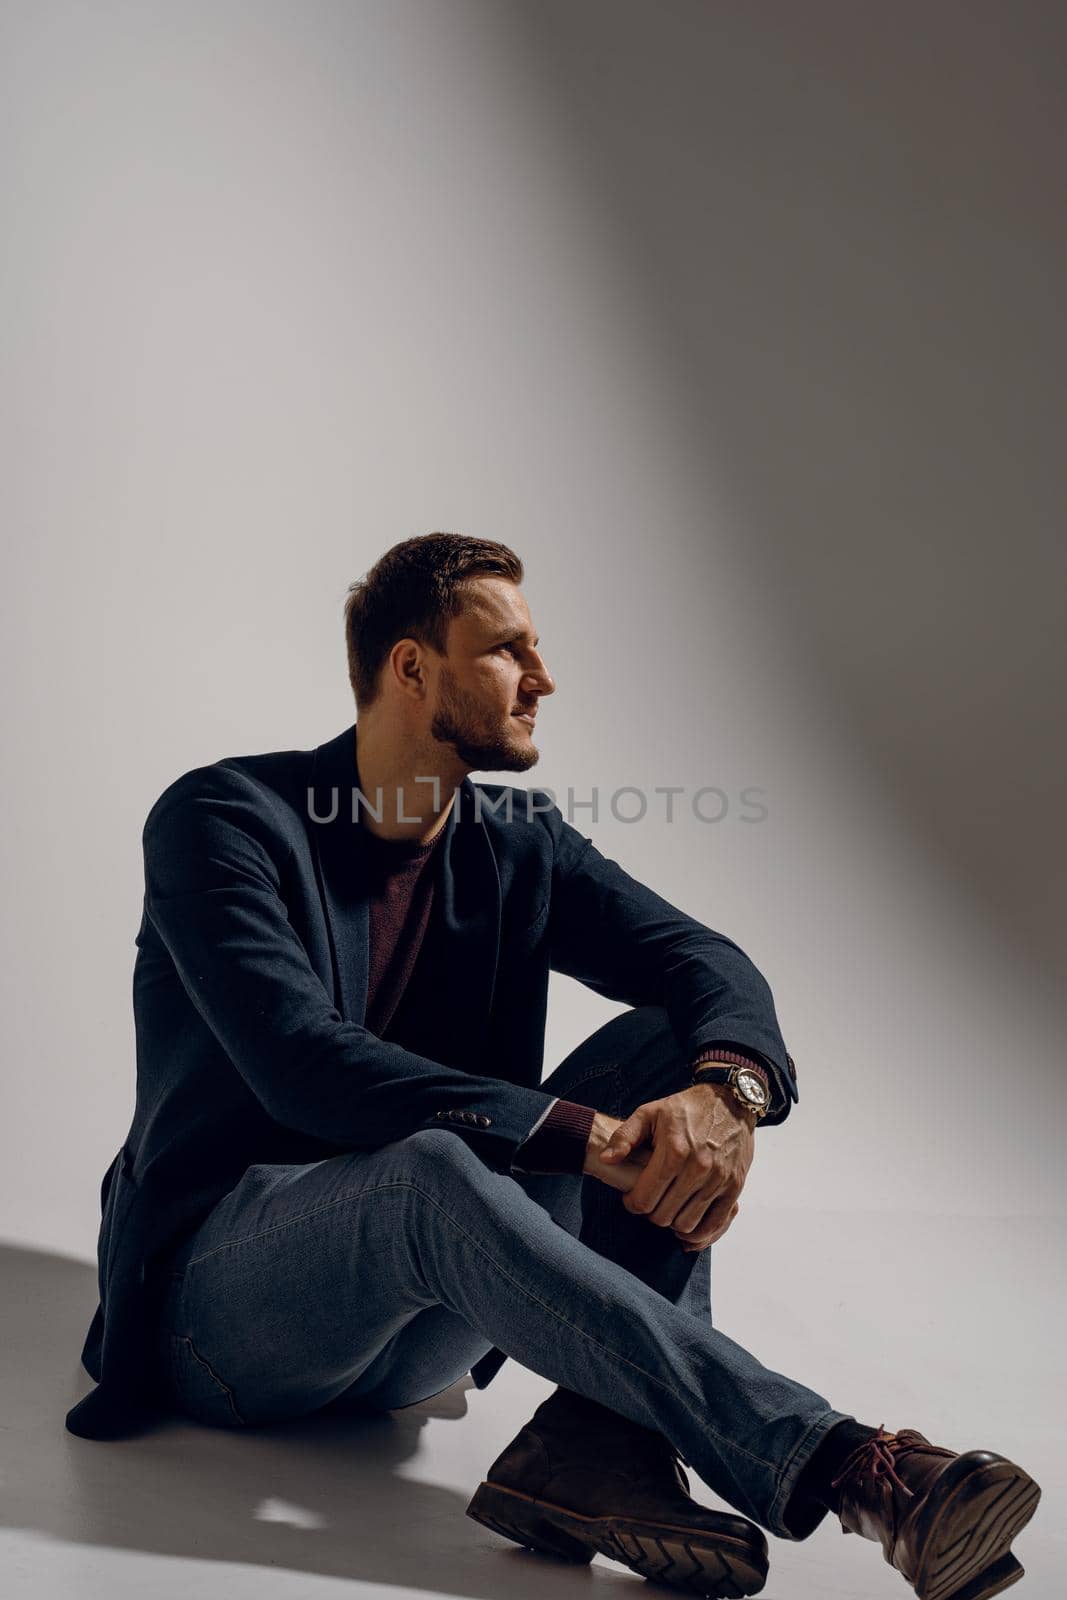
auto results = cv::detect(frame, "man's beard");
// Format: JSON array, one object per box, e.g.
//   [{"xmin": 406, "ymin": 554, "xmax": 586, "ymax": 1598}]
[{"xmin": 430, "ymin": 670, "xmax": 539, "ymax": 773}]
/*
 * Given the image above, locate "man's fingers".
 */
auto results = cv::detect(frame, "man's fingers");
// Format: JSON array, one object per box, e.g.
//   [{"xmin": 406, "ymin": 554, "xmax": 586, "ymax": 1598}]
[
  {"xmin": 698, "ymin": 1189, "xmax": 738, "ymax": 1236},
  {"xmin": 671, "ymin": 1182, "xmax": 734, "ymax": 1236},
  {"xmin": 671, "ymin": 1177, "xmax": 729, "ymax": 1233},
  {"xmin": 623, "ymin": 1164, "xmax": 676, "ymax": 1218},
  {"xmin": 710, "ymin": 1199, "xmax": 741, "ymax": 1241},
  {"xmin": 615, "ymin": 1088, "xmax": 753, "ymax": 1232},
  {"xmin": 603, "ymin": 1106, "xmax": 652, "ymax": 1161},
  {"xmin": 631, "ymin": 1146, "xmax": 737, "ymax": 1227},
  {"xmin": 676, "ymin": 1198, "xmax": 740, "ymax": 1249},
  {"xmin": 622, "ymin": 1134, "xmax": 692, "ymax": 1217}
]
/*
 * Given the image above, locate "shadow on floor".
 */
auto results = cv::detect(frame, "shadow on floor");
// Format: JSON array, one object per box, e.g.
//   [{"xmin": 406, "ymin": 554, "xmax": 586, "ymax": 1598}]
[{"xmin": 10, "ymin": 1241, "xmax": 800, "ymax": 1597}]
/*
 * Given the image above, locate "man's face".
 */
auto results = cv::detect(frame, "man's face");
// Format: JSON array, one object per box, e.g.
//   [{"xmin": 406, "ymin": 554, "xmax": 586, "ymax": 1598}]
[{"xmin": 428, "ymin": 577, "xmax": 556, "ymax": 772}]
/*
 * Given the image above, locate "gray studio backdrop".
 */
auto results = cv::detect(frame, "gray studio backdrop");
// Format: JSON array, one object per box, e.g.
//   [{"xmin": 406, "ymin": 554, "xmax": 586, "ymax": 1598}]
[{"xmin": 3, "ymin": 0, "xmax": 1065, "ymax": 1553}]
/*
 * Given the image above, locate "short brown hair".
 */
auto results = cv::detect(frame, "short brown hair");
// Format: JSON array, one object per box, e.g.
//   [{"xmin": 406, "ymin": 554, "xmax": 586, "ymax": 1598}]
[{"xmin": 343, "ymin": 532, "xmax": 524, "ymax": 708}]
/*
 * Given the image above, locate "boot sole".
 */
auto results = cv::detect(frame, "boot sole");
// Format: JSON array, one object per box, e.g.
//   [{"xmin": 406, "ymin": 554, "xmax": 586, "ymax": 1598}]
[
  {"xmin": 465, "ymin": 1478, "xmax": 769, "ymax": 1597},
  {"xmin": 906, "ymin": 1452, "xmax": 1041, "ymax": 1600}
]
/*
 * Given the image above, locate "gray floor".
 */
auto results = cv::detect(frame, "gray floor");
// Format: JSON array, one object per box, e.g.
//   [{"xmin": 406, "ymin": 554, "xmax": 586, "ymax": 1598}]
[{"xmin": 8, "ymin": 1207, "xmax": 1062, "ymax": 1599}]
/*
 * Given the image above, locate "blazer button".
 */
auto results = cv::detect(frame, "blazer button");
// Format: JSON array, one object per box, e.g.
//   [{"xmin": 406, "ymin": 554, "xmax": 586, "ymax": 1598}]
[
  {"xmin": 786, "ymin": 1053, "xmax": 796, "ymax": 1079},
  {"xmin": 477, "ymin": 1115, "xmax": 490, "ymax": 1126},
  {"xmin": 464, "ymin": 1111, "xmax": 475, "ymax": 1123},
  {"xmin": 434, "ymin": 1110, "xmax": 448, "ymax": 1119}
]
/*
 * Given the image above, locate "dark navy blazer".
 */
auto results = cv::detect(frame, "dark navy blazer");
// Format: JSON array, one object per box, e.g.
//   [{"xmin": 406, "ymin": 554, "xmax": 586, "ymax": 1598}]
[{"xmin": 65, "ymin": 721, "xmax": 798, "ymax": 1439}]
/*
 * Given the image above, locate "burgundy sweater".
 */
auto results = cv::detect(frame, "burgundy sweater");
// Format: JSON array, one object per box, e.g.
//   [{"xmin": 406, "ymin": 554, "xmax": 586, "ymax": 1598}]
[{"xmin": 360, "ymin": 824, "xmax": 777, "ymax": 1175}]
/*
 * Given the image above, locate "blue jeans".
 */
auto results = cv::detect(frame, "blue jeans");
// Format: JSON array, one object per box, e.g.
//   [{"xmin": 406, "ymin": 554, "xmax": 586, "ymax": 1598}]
[{"xmin": 151, "ymin": 1005, "xmax": 848, "ymax": 1539}]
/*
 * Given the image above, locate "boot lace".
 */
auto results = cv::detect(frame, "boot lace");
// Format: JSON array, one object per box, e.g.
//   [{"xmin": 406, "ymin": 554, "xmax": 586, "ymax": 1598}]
[{"xmin": 830, "ymin": 1424, "xmax": 955, "ymax": 1500}]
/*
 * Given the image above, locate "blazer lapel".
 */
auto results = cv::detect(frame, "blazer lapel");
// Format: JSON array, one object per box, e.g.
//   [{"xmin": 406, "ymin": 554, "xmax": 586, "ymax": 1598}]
[{"xmin": 307, "ymin": 724, "xmax": 501, "ymax": 1056}]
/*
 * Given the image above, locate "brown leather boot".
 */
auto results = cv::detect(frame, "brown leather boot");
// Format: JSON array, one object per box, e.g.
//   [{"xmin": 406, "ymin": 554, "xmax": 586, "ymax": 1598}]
[
  {"xmin": 465, "ymin": 1388, "xmax": 768, "ymax": 1597},
  {"xmin": 830, "ymin": 1424, "xmax": 1041, "ymax": 1600}
]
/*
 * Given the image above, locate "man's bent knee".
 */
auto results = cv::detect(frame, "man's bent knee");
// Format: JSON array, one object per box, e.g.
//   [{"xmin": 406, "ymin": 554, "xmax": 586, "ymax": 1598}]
[{"xmin": 379, "ymin": 1126, "xmax": 491, "ymax": 1180}]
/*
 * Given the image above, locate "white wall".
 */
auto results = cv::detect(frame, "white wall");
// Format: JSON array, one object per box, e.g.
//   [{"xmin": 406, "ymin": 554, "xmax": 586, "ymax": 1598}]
[{"xmin": 3, "ymin": 0, "xmax": 1065, "ymax": 1271}]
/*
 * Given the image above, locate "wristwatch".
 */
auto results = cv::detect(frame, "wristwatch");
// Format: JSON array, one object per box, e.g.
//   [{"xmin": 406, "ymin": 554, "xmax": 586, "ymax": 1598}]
[{"xmin": 691, "ymin": 1062, "xmax": 772, "ymax": 1121}]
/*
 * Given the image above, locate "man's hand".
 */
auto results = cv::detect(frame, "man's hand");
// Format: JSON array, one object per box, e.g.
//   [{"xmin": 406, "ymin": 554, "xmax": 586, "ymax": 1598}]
[
  {"xmin": 582, "ymin": 1111, "xmax": 653, "ymax": 1192},
  {"xmin": 585, "ymin": 1084, "xmax": 756, "ymax": 1252}
]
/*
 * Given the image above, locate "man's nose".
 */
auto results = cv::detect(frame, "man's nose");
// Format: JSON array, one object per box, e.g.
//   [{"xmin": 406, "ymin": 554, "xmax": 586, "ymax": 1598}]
[{"xmin": 524, "ymin": 655, "xmax": 556, "ymax": 696}]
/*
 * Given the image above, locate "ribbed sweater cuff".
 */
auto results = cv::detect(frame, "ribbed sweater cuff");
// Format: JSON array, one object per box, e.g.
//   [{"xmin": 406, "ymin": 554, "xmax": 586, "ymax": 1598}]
[
  {"xmin": 691, "ymin": 1046, "xmax": 769, "ymax": 1080},
  {"xmin": 512, "ymin": 1098, "xmax": 595, "ymax": 1174},
  {"xmin": 690, "ymin": 1046, "xmax": 783, "ymax": 1114}
]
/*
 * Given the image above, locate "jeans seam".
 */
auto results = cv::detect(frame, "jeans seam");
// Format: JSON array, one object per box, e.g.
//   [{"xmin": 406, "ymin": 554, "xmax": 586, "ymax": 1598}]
[
  {"xmin": 408, "ymin": 1177, "xmax": 780, "ymax": 1476},
  {"xmin": 174, "ymin": 1333, "xmax": 246, "ymax": 1425},
  {"xmin": 182, "ymin": 1173, "xmax": 779, "ymax": 1476},
  {"xmin": 183, "ymin": 1180, "xmax": 433, "ymax": 1268}
]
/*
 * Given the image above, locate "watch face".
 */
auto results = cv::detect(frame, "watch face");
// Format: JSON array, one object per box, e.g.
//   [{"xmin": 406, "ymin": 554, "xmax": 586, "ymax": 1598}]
[{"xmin": 736, "ymin": 1069, "xmax": 767, "ymax": 1105}]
